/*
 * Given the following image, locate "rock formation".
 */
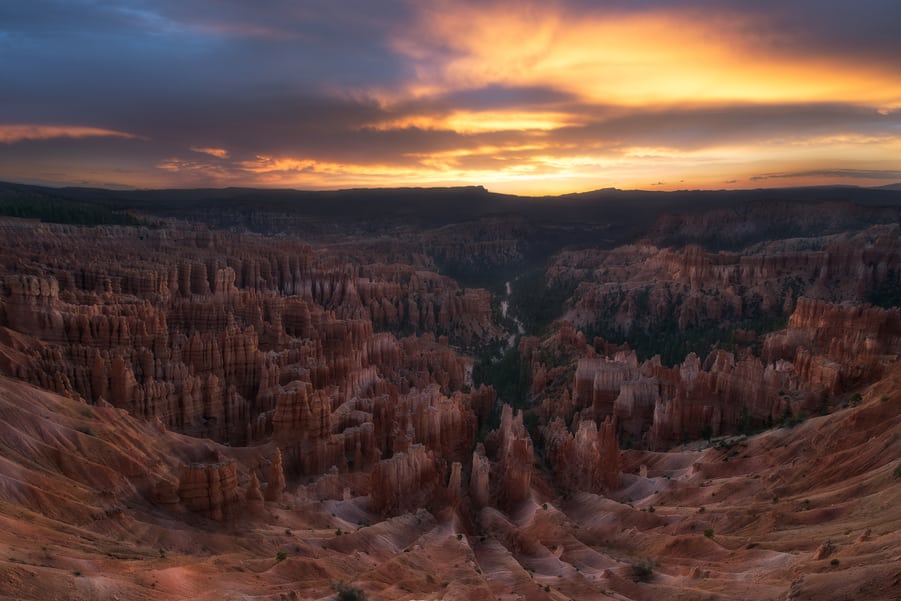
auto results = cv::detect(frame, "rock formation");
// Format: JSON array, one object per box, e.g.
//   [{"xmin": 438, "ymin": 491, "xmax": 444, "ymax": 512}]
[
  {"xmin": 265, "ymin": 448, "xmax": 286, "ymax": 502},
  {"xmin": 0, "ymin": 218, "xmax": 499, "ymax": 491},
  {"xmin": 544, "ymin": 416, "xmax": 621, "ymax": 493},
  {"xmin": 369, "ymin": 444, "xmax": 440, "ymax": 516},
  {"xmin": 177, "ymin": 462, "xmax": 241, "ymax": 521},
  {"xmin": 551, "ymin": 224, "xmax": 901, "ymax": 336},
  {"xmin": 491, "ymin": 405, "xmax": 534, "ymax": 509}
]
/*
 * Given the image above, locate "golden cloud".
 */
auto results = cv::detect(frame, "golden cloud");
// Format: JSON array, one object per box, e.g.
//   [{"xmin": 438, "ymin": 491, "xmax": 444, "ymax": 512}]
[
  {"xmin": 368, "ymin": 110, "xmax": 580, "ymax": 133},
  {"xmin": 190, "ymin": 146, "xmax": 230, "ymax": 159},
  {"xmin": 390, "ymin": 3, "xmax": 901, "ymax": 107},
  {"xmin": 0, "ymin": 124, "xmax": 139, "ymax": 144}
]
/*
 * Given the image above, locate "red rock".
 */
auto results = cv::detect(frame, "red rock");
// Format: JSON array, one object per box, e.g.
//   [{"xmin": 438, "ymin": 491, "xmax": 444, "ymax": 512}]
[
  {"xmin": 447, "ymin": 461, "xmax": 463, "ymax": 507},
  {"xmin": 493, "ymin": 404, "xmax": 533, "ymax": 509},
  {"xmin": 177, "ymin": 462, "xmax": 241, "ymax": 521},
  {"xmin": 544, "ymin": 416, "xmax": 621, "ymax": 493},
  {"xmin": 264, "ymin": 448, "xmax": 286, "ymax": 502},
  {"xmin": 469, "ymin": 444, "xmax": 491, "ymax": 509},
  {"xmin": 369, "ymin": 444, "xmax": 440, "ymax": 516},
  {"xmin": 246, "ymin": 472, "xmax": 263, "ymax": 504}
]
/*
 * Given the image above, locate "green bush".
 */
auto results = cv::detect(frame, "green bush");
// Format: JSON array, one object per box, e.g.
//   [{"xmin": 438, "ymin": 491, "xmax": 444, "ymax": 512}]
[
  {"xmin": 703, "ymin": 528, "xmax": 714, "ymax": 538},
  {"xmin": 334, "ymin": 582, "xmax": 366, "ymax": 601},
  {"xmin": 630, "ymin": 559, "xmax": 654, "ymax": 582},
  {"xmin": 276, "ymin": 551, "xmax": 287, "ymax": 562}
]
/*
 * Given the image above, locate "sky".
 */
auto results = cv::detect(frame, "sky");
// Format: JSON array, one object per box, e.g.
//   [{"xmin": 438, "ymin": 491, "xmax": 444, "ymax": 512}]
[{"xmin": 2, "ymin": 0, "xmax": 900, "ymax": 195}]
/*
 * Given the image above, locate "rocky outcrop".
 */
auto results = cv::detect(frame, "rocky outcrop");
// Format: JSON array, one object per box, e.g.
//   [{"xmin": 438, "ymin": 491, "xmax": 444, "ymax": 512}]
[
  {"xmin": 764, "ymin": 297, "xmax": 901, "ymax": 390},
  {"xmin": 544, "ymin": 416, "xmax": 621, "ymax": 493},
  {"xmin": 265, "ymin": 448, "xmax": 286, "ymax": 502},
  {"xmin": 613, "ymin": 378, "xmax": 659, "ymax": 446},
  {"xmin": 369, "ymin": 444, "xmax": 440, "ymax": 516},
  {"xmin": 469, "ymin": 444, "xmax": 491, "ymax": 509},
  {"xmin": 245, "ymin": 472, "xmax": 264, "ymax": 512},
  {"xmin": 491, "ymin": 405, "xmax": 534, "ymax": 509},
  {"xmin": 446, "ymin": 461, "xmax": 463, "ymax": 507},
  {"xmin": 177, "ymin": 462, "xmax": 241, "ymax": 521}
]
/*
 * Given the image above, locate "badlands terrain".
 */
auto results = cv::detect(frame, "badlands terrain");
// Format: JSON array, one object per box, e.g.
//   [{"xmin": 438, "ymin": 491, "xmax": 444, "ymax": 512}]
[{"xmin": 0, "ymin": 182, "xmax": 899, "ymax": 600}]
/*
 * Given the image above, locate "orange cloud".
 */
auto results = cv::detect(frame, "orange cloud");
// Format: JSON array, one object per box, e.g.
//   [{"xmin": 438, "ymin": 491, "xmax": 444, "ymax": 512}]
[
  {"xmin": 390, "ymin": 4, "xmax": 901, "ymax": 108},
  {"xmin": 0, "ymin": 124, "xmax": 139, "ymax": 144},
  {"xmin": 190, "ymin": 146, "xmax": 230, "ymax": 159},
  {"xmin": 144, "ymin": 124, "xmax": 901, "ymax": 195},
  {"xmin": 369, "ymin": 110, "xmax": 580, "ymax": 133}
]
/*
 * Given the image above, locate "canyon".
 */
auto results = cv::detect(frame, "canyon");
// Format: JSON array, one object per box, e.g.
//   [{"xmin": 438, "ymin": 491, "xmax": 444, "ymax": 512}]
[{"xmin": 0, "ymin": 183, "xmax": 899, "ymax": 600}]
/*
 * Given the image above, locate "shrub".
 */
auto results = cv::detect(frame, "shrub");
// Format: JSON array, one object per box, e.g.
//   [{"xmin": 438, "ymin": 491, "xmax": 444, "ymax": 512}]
[
  {"xmin": 848, "ymin": 393, "xmax": 863, "ymax": 407},
  {"xmin": 276, "ymin": 551, "xmax": 287, "ymax": 562},
  {"xmin": 894, "ymin": 463, "xmax": 901, "ymax": 479},
  {"xmin": 630, "ymin": 559, "xmax": 654, "ymax": 582},
  {"xmin": 703, "ymin": 528, "xmax": 714, "ymax": 538},
  {"xmin": 831, "ymin": 558, "xmax": 840, "ymax": 566},
  {"xmin": 334, "ymin": 582, "xmax": 366, "ymax": 601},
  {"xmin": 648, "ymin": 505, "xmax": 655, "ymax": 513},
  {"xmin": 698, "ymin": 506, "xmax": 705, "ymax": 514}
]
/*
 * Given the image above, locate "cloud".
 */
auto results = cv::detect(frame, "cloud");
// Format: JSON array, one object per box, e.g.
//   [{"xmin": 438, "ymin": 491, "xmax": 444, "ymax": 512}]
[
  {"xmin": 190, "ymin": 146, "xmax": 230, "ymax": 159},
  {"xmin": 751, "ymin": 169, "xmax": 901, "ymax": 181},
  {"xmin": 1, "ymin": 1, "xmax": 900, "ymax": 193},
  {"xmin": 390, "ymin": 1, "xmax": 901, "ymax": 107},
  {"xmin": 0, "ymin": 124, "xmax": 139, "ymax": 144}
]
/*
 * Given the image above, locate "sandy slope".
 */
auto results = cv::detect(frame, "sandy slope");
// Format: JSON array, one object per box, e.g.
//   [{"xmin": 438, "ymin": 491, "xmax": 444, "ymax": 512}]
[{"xmin": 0, "ymin": 373, "xmax": 898, "ymax": 600}]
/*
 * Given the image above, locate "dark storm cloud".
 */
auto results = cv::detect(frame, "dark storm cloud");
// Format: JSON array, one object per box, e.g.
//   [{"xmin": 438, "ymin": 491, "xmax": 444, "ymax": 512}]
[{"xmin": 0, "ymin": 0, "xmax": 412, "ymax": 121}]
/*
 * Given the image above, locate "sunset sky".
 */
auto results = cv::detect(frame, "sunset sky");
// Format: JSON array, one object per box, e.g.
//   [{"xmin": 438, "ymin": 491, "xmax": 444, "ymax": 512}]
[{"xmin": 2, "ymin": 0, "xmax": 900, "ymax": 194}]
